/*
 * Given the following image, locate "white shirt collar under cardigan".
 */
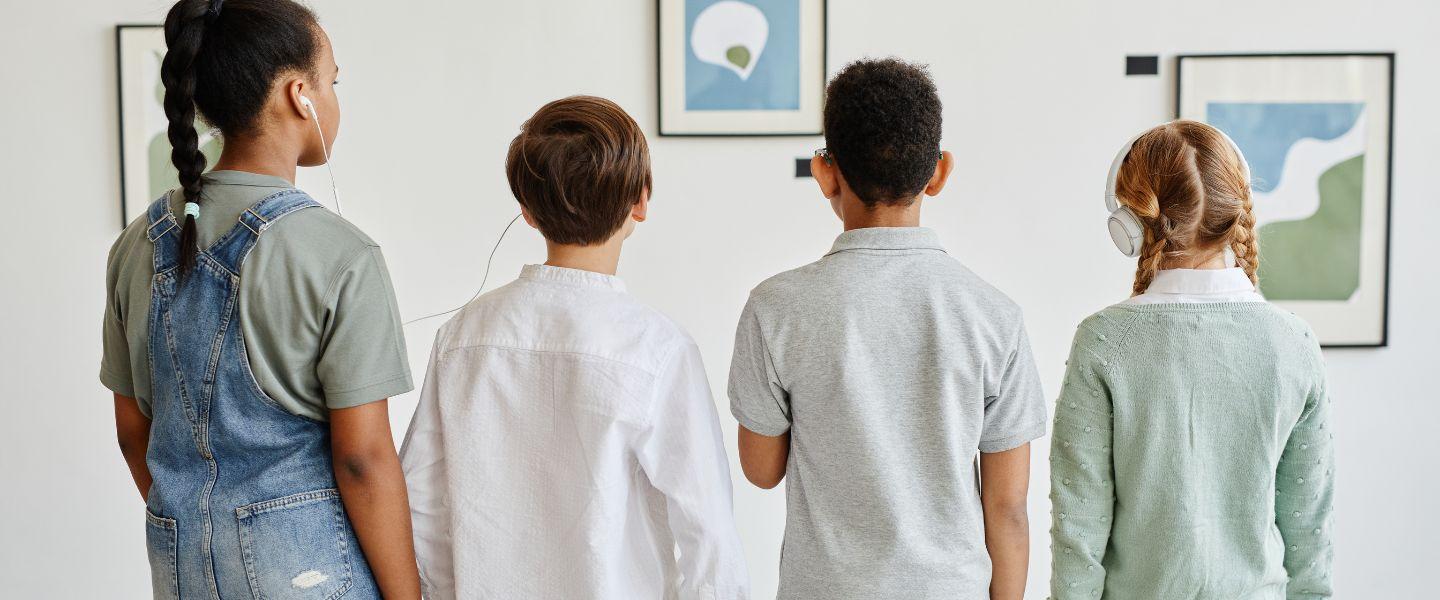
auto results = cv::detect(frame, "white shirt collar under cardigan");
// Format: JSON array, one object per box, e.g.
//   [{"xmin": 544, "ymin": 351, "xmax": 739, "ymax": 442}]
[{"xmin": 1123, "ymin": 267, "xmax": 1266, "ymax": 305}]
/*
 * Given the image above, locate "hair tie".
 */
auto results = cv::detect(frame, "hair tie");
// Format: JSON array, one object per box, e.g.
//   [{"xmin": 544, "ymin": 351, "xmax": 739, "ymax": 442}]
[
  {"xmin": 205, "ymin": 0, "xmax": 225, "ymax": 24},
  {"xmin": 184, "ymin": 202, "xmax": 201, "ymax": 219}
]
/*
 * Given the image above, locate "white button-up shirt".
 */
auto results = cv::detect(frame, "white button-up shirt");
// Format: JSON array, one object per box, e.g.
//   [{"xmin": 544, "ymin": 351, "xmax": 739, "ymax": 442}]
[
  {"xmin": 401, "ymin": 264, "xmax": 750, "ymax": 600},
  {"xmin": 1123, "ymin": 267, "xmax": 1266, "ymax": 304}
]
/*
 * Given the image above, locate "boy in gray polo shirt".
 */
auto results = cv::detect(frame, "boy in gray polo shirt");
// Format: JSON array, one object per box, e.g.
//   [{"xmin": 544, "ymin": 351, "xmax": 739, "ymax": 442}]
[{"xmin": 728, "ymin": 59, "xmax": 1047, "ymax": 600}]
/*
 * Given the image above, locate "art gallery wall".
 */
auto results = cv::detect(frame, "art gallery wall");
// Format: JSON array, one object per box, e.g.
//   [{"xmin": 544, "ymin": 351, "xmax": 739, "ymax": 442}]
[{"xmin": 1, "ymin": 0, "xmax": 1436, "ymax": 597}]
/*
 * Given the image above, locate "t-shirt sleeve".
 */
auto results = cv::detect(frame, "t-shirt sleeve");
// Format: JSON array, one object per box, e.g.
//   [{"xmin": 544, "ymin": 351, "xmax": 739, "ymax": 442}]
[
  {"xmin": 316, "ymin": 245, "xmax": 414, "ymax": 409},
  {"xmin": 727, "ymin": 295, "xmax": 791, "ymax": 436},
  {"xmin": 979, "ymin": 319, "xmax": 1048, "ymax": 453},
  {"xmin": 100, "ymin": 230, "xmax": 146, "ymax": 413}
]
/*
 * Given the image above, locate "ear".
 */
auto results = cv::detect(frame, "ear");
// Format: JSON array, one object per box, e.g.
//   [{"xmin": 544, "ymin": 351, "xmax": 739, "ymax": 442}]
[
  {"xmin": 519, "ymin": 205, "xmax": 539, "ymax": 229},
  {"xmin": 631, "ymin": 188, "xmax": 650, "ymax": 222},
  {"xmin": 285, "ymin": 77, "xmax": 312, "ymax": 120},
  {"xmin": 924, "ymin": 150, "xmax": 956, "ymax": 197},
  {"xmin": 812, "ymin": 155, "xmax": 841, "ymax": 200}
]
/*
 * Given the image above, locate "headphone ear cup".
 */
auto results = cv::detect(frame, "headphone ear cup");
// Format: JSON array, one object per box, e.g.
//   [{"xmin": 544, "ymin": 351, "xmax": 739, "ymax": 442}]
[{"xmin": 1107, "ymin": 207, "xmax": 1145, "ymax": 258}]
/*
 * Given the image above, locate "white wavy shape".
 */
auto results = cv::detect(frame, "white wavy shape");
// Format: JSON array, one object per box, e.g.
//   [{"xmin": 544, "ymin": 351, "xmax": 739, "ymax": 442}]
[
  {"xmin": 1252, "ymin": 110, "xmax": 1366, "ymax": 228},
  {"xmin": 690, "ymin": 1, "xmax": 768, "ymax": 81}
]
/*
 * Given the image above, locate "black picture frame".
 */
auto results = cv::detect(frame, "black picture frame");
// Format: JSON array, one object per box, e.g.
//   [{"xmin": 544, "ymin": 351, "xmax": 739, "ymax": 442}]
[
  {"xmin": 656, "ymin": 0, "xmax": 827, "ymax": 137},
  {"xmin": 1175, "ymin": 52, "xmax": 1396, "ymax": 348},
  {"xmin": 116, "ymin": 24, "xmax": 163, "ymax": 230}
]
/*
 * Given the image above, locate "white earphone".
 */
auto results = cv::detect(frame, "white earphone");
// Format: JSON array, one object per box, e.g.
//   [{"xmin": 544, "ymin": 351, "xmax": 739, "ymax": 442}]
[
  {"xmin": 1103, "ymin": 121, "xmax": 1251, "ymax": 260},
  {"xmin": 300, "ymin": 95, "xmax": 343, "ymax": 216}
]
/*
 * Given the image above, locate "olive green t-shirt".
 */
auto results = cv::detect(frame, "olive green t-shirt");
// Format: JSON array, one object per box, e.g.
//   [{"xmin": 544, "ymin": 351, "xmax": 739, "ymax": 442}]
[{"xmin": 100, "ymin": 170, "xmax": 413, "ymax": 420}]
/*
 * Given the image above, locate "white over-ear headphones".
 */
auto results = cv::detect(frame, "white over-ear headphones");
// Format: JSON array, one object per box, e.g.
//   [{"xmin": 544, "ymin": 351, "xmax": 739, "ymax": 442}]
[
  {"xmin": 1103, "ymin": 121, "xmax": 1251, "ymax": 258},
  {"xmin": 300, "ymin": 94, "xmax": 343, "ymax": 215}
]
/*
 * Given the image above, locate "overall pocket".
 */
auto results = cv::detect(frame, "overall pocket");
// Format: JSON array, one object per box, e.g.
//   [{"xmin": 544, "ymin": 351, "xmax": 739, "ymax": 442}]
[
  {"xmin": 145, "ymin": 509, "xmax": 179, "ymax": 600},
  {"xmin": 235, "ymin": 489, "xmax": 355, "ymax": 600}
]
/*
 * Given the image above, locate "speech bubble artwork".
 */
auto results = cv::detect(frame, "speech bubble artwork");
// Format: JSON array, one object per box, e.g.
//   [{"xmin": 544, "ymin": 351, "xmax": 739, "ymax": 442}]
[{"xmin": 689, "ymin": 1, "xmax": 769, "ymax": 81}]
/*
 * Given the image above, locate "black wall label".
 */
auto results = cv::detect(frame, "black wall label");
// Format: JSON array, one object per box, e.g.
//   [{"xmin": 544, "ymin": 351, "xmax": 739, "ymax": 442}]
[
  {"xmin": 1126, "ymin": 55, "xmax": 1159, "ymax": 76},
  {"xmin": 795, "ymin": 157, "xmax": 812, "ymax": 178}
]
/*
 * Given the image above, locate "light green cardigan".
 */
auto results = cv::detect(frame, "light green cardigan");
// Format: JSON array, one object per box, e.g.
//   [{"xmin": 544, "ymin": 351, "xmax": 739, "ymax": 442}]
[{"xmin": 1049, "ymin": 303, "xmax": 1333, "ymax": 600}]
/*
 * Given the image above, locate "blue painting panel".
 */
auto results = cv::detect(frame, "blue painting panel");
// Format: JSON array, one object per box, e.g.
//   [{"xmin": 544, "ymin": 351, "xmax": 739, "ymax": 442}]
[
  {"xmin": 1206, "ymin": 103, "xmax": 1364, "ymax": 193},
  {"xmin": 684, "ymin": 0, "xmax": 801, "ymax": 111}
]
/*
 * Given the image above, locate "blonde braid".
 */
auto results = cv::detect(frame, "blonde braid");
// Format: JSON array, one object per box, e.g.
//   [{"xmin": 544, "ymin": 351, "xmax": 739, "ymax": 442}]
[{"xmin": 1228, "ymin": 193, "xmax": 1261, "ymax": 287}]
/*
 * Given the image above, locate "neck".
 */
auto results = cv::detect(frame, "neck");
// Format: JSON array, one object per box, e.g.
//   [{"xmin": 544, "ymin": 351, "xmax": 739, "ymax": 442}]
[
  {"xmin": 544, "ymin": 236, "xmax": 625, "ymax": 276},
  {"xmin": 210, "ymin": 135, "xmax": 299, "ymax": 182},
  {"xmin": 841, "ymin": 195, "xmax": 923, "ymax": 231},
  {"xmin": 1173, "ymin": 249, "xmax": 1229, "ymax": 270}
]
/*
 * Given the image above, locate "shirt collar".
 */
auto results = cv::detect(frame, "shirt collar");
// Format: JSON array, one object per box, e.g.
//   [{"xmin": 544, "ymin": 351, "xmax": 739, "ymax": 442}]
[
  {"xmin": 1146, "ymin": 268, "xmax": 1256, "ymax": 296},
  {"xmin": 519, "ymin": 264, "xmax": 627, "ymax": 292},
  {"xmin": 202, "ymin": 170, "xmax": 295, "ymax": 189},
  {"xmin": 826, "ymin": 227, "xmax": 947, "ymax": 256}
]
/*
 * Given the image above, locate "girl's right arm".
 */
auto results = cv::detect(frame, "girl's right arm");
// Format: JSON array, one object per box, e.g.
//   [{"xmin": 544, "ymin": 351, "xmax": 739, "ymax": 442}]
[
  {"xmin": 1049, "ymin": 327, "xmax": 1117, "ymax": 599},
  {"xmin": 114, "ymin": 393, "xmax": 152, "ymax": 501},
  {"xmin": 331, "ymin": 400, "xmax": 422, "ymax": 600}
]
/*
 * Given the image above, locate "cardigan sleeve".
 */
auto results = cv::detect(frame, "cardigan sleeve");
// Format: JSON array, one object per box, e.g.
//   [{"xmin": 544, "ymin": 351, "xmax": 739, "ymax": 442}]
[
  {"xmin": 1049, "ymin": 322, "xmax": 1117, "ymax": 599},
  {"xmin": 1276, "ymin": 373, "xmax": 1335, "ymax": 599}
]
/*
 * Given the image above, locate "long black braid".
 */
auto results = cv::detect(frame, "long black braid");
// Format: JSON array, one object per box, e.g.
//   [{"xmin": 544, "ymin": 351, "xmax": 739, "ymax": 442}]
[{"xmin": 159, "ymin": 0, "xmax": 320, "ymax": 275}]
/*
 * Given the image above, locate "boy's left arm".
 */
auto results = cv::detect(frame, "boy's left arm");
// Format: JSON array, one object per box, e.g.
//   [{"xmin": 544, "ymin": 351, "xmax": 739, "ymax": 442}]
[
  {"xmin": 636, "ymin": 342, "xmax": 751, "ymax": 600},
  {"xmin": 980, "ymin": 321, "xmax": 1049, "ymax": 600},
  {"xmin": 981, "ymin": 444, "xmax": 1032, "ymax": 600}
]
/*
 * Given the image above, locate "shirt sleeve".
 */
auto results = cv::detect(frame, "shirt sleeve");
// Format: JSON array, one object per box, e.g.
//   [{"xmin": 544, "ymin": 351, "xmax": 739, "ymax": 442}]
[
  {"xmin": 1276, "ymin": 370, "xmax": 1334, "ymax": 599},
  {"xmin": 980, "ymin": 320, "xmax": 1048, "ymax": 453},
  {"xmin": 637, "ymin": 342, "xmax": 751, "ymax": 600},
  {"xmin": 1049, "ymin": 324, "xmax": 1116, "ymax": 599},
  {"xmin": 100, "ymin": 229, "xmax": 149, "ymax": 415},
  {"xmin": 727, "ymin": 297, "xmax": 790, "ymax": 436},
  {"xmin": 317, "ymin": 245, "xmax": 414, "ymax": 408},
  {"xmin": 399, "ymin": 336, "xmax": 454, "ymax": 600}
]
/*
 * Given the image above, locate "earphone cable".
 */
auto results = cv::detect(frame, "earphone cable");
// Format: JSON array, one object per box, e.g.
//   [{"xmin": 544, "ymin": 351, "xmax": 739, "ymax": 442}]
[{"xmin": 404, "ymin": 213, "xmax": 523, "ymax": 327}]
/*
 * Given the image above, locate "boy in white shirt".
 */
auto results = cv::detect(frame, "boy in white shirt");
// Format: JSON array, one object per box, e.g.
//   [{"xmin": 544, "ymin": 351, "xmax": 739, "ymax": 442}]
[{"xmin": 401, "ymin": 95, "xmax": 750, "ymax": 600}]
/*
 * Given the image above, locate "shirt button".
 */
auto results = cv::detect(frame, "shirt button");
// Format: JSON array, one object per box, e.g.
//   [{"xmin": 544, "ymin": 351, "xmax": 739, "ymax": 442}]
[
  {"xmin": 1084, "ymin": 426, "xmax": 1093, "ymax": 433},
  {"xmin": 1293, "ymin": 511, "xmax": 1301, "ymax": 517},
  {"xmin": 1070, "ymin": 402, "xmax": 1078, "ymax": 409},
  {"xmin": 1100, "ymin": 516, "xmax": 1108, "ymax": 522},
  {"xmin": 1064, "ymin": 478, "xmax": 1072, "ymax": 485},
  {"xmin": 1297, "ymin": 477, "xmax": 1305, "ymax": 483},
  {"xmin": 1300, "ymin": 444, "xmax": 1309, "ymax": 450},
  {"xmin": 1059, "ymin": 513, "xmax": 1067, "ymax": 519}
]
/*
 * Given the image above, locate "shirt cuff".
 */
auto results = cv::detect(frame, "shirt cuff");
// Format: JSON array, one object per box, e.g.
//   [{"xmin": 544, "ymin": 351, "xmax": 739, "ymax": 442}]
[
  {"xmin": 325, "ymin": 372, "xmax": 414, "ymax": 409},
  {"xmin": 731, "ymin": 408, "xmax": 790, "ymax": 437},
  {"xmin": 978, "ymin": 419, "xmax": 1047, "ymax": 453}
]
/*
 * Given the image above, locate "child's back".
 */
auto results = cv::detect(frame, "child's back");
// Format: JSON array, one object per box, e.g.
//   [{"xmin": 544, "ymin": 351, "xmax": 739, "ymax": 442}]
[
  {"xmin": 1052, "ymin": 303, "xmax": 1329, "ymax": 599},
  {"xmin": 732, "ymin": 228, "xmax": 1046, "ymax": 598},
  {"xmin": 730, "ymin": 58, "xmax": 1046, "ymax": 600},
  {"xmin": 401, "ymin": 96, "xmax": 748, "ymax": 600},
  {"xmin": 406, "ymin": 265, "xmax": 742, "ymax": 598}
]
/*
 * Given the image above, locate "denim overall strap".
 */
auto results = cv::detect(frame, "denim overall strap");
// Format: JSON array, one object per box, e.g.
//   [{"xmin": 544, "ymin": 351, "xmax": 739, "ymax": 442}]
[
  {"xmin": 146, "ymin": 194, "xmax": 181, "ymax": 274},
  {"xmin": 206, "ymin": 190, "xmax": 323, "ymax": 275}
]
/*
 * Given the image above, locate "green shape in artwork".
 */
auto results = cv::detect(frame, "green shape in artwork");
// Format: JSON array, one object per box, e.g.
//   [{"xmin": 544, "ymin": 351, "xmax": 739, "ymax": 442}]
[
  {"xmin": 1257, "ymin": 154, "xmax": 1364, "ymax": 301},
  {"xmin": 148, "ymin": 131, "xmax": 224, "ymax": 201},
  {"xmin": 725, "ymin": 45, "xmax": 751, "ymax": 70}
]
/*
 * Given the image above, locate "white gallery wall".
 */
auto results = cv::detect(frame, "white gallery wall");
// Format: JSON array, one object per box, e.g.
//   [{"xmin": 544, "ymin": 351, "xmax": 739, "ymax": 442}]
[{"xmin": 1, "ymin": 0, "xmax": 1437, "ymax": 597}]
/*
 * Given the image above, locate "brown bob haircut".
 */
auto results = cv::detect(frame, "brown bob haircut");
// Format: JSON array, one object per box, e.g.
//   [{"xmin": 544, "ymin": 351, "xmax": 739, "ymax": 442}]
[{"xmin": 505, "ymin": 95, "xmax": 652, "ymax": 245}]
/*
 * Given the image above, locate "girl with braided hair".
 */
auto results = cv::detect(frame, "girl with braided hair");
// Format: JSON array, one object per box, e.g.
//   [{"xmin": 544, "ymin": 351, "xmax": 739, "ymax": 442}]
[
  {"xmin": 1048, "ymin": 121, "xmax": 1335, "ymax": 599},
  {"xmin": 100, "ymin": 0, "xmax": 420, "ymax": 597}
]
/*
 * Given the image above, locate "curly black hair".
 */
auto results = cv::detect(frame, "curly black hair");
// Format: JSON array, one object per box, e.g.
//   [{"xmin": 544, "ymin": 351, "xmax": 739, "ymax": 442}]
[{"xmin": 822, "ymin": 58, "xmax": 943, "ymax": 207}]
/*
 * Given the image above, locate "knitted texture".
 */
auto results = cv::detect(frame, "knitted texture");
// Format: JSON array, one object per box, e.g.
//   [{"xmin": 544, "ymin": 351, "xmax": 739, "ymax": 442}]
[{"xmin": 1049, "ymin": 302, "xmax": 1333, "ymax": 600}]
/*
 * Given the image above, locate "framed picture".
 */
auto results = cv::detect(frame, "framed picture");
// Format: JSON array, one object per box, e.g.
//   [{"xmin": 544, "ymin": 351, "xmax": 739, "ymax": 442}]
[
  {"xmin": 1177, "ymin": 53, "xmax": 1395, "ymax": 347},
  {"xmin": 116, "ymin": 24, "xmax": 223, "ymax": 228},
  {"xmin": 657, "ymin": 0, "xmax": 826, "ymax": 136}
]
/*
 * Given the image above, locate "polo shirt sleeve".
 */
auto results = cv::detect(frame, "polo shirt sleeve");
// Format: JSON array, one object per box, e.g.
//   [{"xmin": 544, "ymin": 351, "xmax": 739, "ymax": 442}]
[
  {"xmin": 727, "ymin": 296, "xmax": 791, "ymax": 436},
  {"xmin": 979, "ymin": 320, "xmax": 1048, "ymax": 453},
  {"xmin": 316, "ymin": 245, "xmax": 414, "ymax": 409}
]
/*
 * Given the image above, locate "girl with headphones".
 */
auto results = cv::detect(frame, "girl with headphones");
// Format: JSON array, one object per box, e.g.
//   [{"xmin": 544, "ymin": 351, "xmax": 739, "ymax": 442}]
[
  {"xmin": 99, "ymin": 1, "xmax": 420, "ymax": 597},
  {"xmin": 1048, "ymin": 121, "xmax": 1334, "ymax": 599}
]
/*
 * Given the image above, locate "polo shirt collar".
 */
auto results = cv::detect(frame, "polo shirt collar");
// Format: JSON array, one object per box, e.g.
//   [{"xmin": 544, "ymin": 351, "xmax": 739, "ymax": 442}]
[
  {"xmin": 826, "ymin": 227, "xmax": 946, "ymax": 256},
  {"xmin": 1146, "ymin": 268, "xmax": 1256, "ymax": 295}
]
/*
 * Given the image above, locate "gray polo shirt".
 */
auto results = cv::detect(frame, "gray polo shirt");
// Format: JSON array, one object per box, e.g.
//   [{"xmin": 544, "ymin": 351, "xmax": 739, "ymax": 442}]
[
  {"xmin": 101, "ymin": 170, "xmax": 412, "ymax": 420},
  {"xmin": 729, "ymin": 227, "xmax": 1047, "ymax": 600}
]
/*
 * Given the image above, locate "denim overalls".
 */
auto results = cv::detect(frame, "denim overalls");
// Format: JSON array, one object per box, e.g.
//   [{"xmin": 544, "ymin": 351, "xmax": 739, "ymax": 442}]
[{"xmin": 142, "ymin": 192, "xmax": 379, "ymax": 600}]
